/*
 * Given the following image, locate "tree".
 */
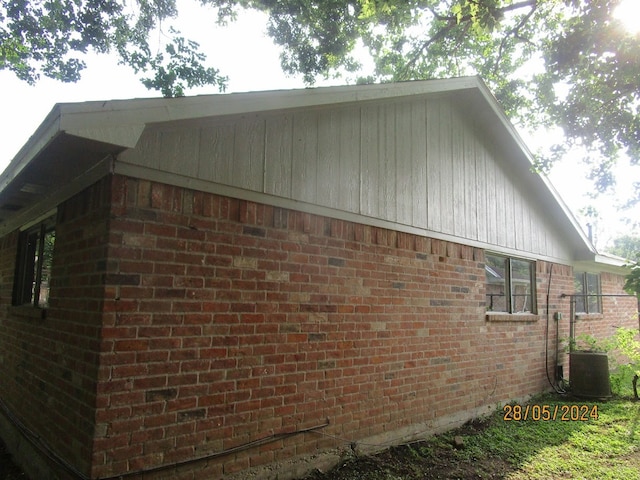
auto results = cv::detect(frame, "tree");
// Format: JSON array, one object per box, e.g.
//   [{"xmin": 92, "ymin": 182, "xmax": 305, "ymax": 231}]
[
  {"xmin": 0, "ymin": 0, "xmax": 228, "ymax": 96},
  {"xmin": 2, "ymin": 0, "xmax": 640, "ymax": 194},
  {"xmin": 607, "ymin": 235, "xmax": 640, "ymax": 261}
]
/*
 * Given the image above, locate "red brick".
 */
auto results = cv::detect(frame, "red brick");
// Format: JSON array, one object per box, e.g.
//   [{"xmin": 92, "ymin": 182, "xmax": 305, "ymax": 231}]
[{"xmin": 2, "ymin": 175, "xmax": 636, "ymax": 480}]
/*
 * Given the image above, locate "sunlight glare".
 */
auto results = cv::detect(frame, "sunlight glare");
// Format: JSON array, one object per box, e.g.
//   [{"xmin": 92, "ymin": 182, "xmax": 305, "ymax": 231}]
[{"xmin": 614, "ymin": 0, "xmax": 640, "ymax": 34}]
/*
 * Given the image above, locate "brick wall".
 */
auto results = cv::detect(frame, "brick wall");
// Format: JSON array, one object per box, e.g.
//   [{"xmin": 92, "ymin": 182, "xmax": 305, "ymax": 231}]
[
  {"xmin": 92, "ymin": 175, "xmax": 578, "ymax": 479},
  {"xmin": 0, "ymin": 176, "xmax": 112, "ymax": 479},
  {"xmin": 1, "ymin": 173, "xmax": 635, "ymax": 480}
]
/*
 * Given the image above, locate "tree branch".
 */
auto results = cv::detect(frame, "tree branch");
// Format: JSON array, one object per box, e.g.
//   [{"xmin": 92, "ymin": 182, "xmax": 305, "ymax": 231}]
[
  {"xmin": 493, "ymin": 1, "xmax": 538, "ymax": 76},
  {"xmin": 400, "ymin": 0, "xmax": 540, "ymax": 79}
]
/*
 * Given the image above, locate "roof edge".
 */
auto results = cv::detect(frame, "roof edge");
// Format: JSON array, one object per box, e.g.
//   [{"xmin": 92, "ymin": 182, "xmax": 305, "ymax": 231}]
[
  {"xmin": 2, "ymin": 76, "xmax": 484, "ymax": 188},
  {"xmin": 55, "ymin": 76, "xmax": 483, "ymax": 131},
  {"xmin": 0, "ymin": 77, "xmax": 600, "ymax": 264},
  {"xmin": 0, "ymin": 105, "xmax": 62, "ymax": 192}
]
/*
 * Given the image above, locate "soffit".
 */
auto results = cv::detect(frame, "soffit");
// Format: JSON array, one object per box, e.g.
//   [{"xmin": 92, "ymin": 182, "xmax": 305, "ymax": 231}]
[{"xmin": 0, "ymin": 133, "xmax": 124, "ymax": 233}]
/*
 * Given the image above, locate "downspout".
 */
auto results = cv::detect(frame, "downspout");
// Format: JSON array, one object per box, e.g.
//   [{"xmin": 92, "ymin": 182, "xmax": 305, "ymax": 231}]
[
  {"xmin": 569, "ymin": 294, "xmax": 576, "ymax": 353},
  {"xmin": 545, "ymin": 264, "xmax": 566, "ymax": 394}
]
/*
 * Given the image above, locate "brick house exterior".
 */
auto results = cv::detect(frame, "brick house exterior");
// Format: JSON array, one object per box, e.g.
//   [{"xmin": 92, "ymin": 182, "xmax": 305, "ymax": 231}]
[{"xmin": 0, "ymin": 77, "xmax": 637, "ymax": 479}]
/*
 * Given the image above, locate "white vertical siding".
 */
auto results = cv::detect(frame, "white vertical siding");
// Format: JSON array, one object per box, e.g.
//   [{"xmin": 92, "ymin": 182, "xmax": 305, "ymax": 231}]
[
  {"xmin": 475, "ymin": 139, "xmax": 488, "ymax": 243},
  {"xmin": 199, "ymin": 122, "xmax": 235, "ymax": 184},
  {"xmin": 120, "ymin": 95, "xmax": 573, "ymax": 259},
  {"xmin": 316, "ymin": 107, "xmax": 361, "ymax": 211},
  {"xmin": 381, "ymin": 104, "xmax": 397, "ymax": 222},
  {"xmin": 410, "ymin": 101, "xmax": 428, "ymax": 229},
  {"xmin": 425, "ymin": 100, "xmax": 441, "ymax": 234},
  {"xmin": 337, "ymin": 107, "xmax": 361, "ymax": 212},
  {"xmin": 291, "ymin": 111, "xmax": 318, "ymax": 204},
  {"xmin": 264, "ymin": 114, "xmax": 294, "ymax": 198},
  {"xmin": 462, "ymin": 121, "xmax": 477, "ymax": 241},
  {"xmin": 158, "ymin": 128, "xmax": 200, "ymax": 178},
  {"xmin": 451, "ymin": 107, "xmax": 465, "ymax": 238},
  {"xmin": 434, "ymin": 99, "xmax": 455, "ymax": 235},
  {"xmin": 361, "ymin": 104, "xmax": 383, "ymax": 219},
  {"xmin": 233, "ymin": 116, "xmax": 264, "ymax": 191}
]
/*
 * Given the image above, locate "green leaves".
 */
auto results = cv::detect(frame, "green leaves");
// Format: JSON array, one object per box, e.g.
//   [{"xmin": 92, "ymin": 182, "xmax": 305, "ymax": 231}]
[
  {"xmin": 257, "ymin": 0, "xmax": 363, "ymax": 83},
  {"xmin": 1, "ymin": 0, "xmax": 122, "ymax": 82},
  {"xmin": 624, "ymin": 259, "xmax": 640, "ymax": 298},
  {"xmin": 138, "ymin": 28, "xmax": 227, "ymax": 97},
  {"xmin": 538, "ymin": 0, "xmax": 640, "ymax": 191},
  {"xmin": 2, "ymin": 0, "xmax": 640, "ymax": 188},
  {"xmin": 0, "ymin": 0, "xmax": 227, "ymax": 96}
]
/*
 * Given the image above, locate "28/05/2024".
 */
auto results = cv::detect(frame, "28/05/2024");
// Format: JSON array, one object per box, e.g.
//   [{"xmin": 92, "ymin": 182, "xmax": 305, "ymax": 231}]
[{"xmin": 503, "ymin": 404, "xmax": 599, "ymax": 421}]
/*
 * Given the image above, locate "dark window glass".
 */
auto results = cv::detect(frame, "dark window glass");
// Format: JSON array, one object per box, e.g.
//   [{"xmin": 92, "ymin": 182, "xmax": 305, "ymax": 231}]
[{"xmin": 13, "ymin": 218, "xmax": 56, "ymax": 308}]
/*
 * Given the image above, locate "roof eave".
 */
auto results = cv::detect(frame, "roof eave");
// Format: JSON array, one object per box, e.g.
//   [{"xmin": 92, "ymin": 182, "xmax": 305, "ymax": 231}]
[
  {"xmin": 51, "ymin": 76, "xmax": 483, "ymax": 136},
  {"xmin": 0, "ymin": 77, "xmax": 599, "ymax": 262},
  {"xmin": 0, "ymin": 105, "xmax": 62, "ymax": 193}
]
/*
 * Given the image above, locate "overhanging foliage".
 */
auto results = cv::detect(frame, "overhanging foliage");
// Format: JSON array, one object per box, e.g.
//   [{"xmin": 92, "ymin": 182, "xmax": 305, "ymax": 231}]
[{"xmin": 2, "ymin": 0, "xmax": 639, "ymax": 195}]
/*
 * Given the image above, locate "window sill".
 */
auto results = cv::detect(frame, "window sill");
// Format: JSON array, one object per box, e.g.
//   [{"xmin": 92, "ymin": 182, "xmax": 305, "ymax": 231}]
[
  {"xmin": 486, "ymin": 312, "xmax": 539, "ymax": 323},
  {"xmin": 8, "ymin": 305, "xmax": 47, "ymax": 320},
  {"xmin": 575, "ymin": 313, "xmax": 603, "ymax": 321}
]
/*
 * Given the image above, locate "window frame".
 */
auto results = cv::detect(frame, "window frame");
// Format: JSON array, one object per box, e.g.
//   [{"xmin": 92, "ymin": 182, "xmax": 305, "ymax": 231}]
[
  {"xmin": 485, "ymin": 253, "xmax": 537, "ymax": 315},
  {"xmin": 574, "ymin": 271, "xmax": 601, "ymax": 314},
  {"xmin": 12, "ymin": 215, "xmax": 56, "ymax": 309}
]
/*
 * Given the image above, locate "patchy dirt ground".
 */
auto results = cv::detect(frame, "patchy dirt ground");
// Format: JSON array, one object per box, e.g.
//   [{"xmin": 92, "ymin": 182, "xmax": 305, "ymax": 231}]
[
  {"xmin": 0, "ymin": 419, "xmax": 518, "ymax": 480},
  {"xmin": 302, "ymin": 418, "xmax": 513, "ymax": 480},
  {"xmin": 0, "ymin": 420, "xmax": 508, "ymax": 480}
]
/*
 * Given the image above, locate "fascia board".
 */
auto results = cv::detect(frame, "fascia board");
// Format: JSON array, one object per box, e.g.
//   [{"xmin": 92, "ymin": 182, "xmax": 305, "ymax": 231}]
[
  {"xmin": 27, "ymin": 76, "xmax": 480, "ymax": 160},
  {"xmin": 56, "ymin": 77, "xmax": 482, "ymax": 137},
  {"xmin": 593, "ymin": 253, "xmax": 629, "ymax": 267},
  {"xmin": 158, "ymin": 76, "xmax": 481, "ymax": 119},
  {"xmin": 573, "ymin": 255, "xmax": 630, "ymax": 276}
]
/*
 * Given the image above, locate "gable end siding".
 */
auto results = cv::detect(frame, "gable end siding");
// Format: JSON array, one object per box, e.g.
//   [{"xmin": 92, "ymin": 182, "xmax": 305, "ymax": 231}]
[{"xmin": 119, "ymin": 95, "xmax": 572, "ymax": 261}]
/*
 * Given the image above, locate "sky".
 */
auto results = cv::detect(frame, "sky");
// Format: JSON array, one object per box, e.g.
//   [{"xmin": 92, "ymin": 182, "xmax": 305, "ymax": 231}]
[{"xmin": 1, "ymin": 1, "xmax": 639, "ymax": 251}]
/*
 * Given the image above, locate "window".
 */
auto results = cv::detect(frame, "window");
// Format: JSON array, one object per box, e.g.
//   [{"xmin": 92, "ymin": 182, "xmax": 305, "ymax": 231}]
[
  {"xmin": 574, "ymin": 272, "xmax": 601, "ymax": 314},
  {"xmin": 485, "ymin": 253, "xmax": 536, "ymax": 313},
  {"xmin": 13, "ymin": 216, "xmax": 56, "ymax": 308}
]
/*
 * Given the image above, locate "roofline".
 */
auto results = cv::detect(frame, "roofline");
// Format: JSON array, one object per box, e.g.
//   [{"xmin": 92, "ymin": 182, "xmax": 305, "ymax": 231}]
[
  {"xmin": 0, "ymin": 105, "xmax": 62, "ymax": 193},
  {"xmin": 57, "ymin": 75, "xmax": 482, "ymax": 125},
  {"xmin": 574, "ymin": 254, "xmax": 630, "ymax": 275},
  {"xmin": 0, "ymin": 76, "xmax": 598, "ymax": 259},
  {"xmin": 1, "ymin": 76, "xmax": 482, "ymax": 193}
]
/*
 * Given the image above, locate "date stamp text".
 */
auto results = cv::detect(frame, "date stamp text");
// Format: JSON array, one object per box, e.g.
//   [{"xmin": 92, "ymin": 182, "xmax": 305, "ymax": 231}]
[{"xmin": 503, "ymin": 404, "xmax": 599, "ymax": 421}]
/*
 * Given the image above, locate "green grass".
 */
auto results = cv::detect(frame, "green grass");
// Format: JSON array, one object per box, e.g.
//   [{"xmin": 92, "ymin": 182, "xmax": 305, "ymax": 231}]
[
  {"xmin": 307, "ymin": 389, "xmax": 640, "ymax": 480},
  {"xmin": 443, "ymin": 393, "xmax": 640, "ymax": 480}
]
